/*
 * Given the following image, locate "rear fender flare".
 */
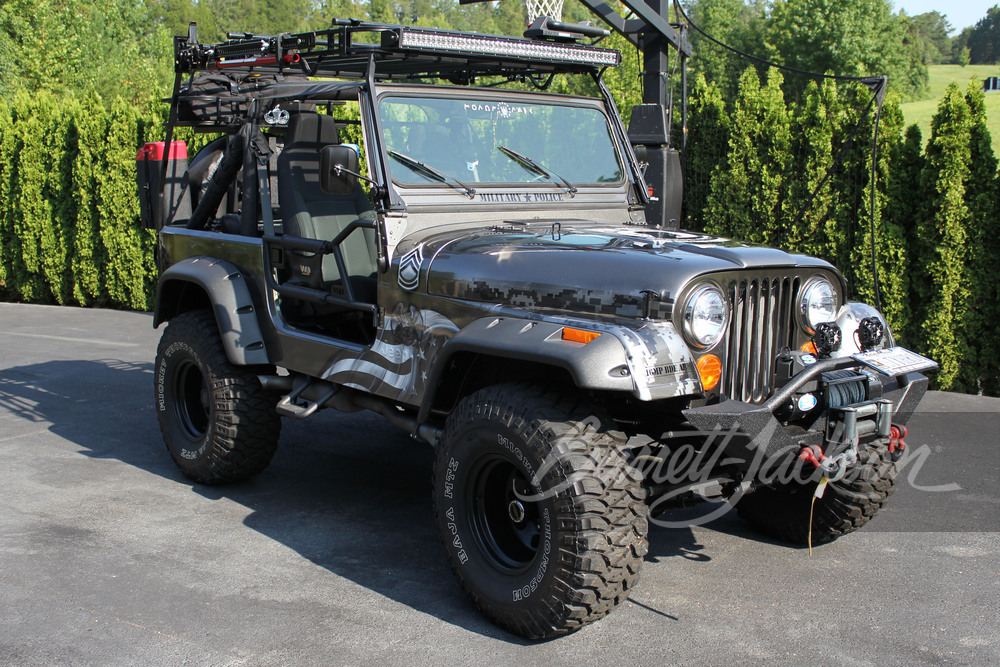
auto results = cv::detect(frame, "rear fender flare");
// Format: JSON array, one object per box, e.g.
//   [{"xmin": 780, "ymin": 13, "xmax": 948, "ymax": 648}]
[{"xmin": 154, "ymin": 257, "xmax": 270, "ymax": 366}]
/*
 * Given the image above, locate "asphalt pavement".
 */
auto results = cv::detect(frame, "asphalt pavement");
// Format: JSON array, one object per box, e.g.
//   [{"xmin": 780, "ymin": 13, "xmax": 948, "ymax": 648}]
[{"xmin": 1, "ymin": 302, "xmax": 997, "ymax": 665}]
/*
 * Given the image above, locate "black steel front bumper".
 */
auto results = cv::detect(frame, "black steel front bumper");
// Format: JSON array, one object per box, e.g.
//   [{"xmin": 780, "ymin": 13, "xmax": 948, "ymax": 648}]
[{"xmin": 682, "ymin": 356, "xmax": 929, "ymax": 468}]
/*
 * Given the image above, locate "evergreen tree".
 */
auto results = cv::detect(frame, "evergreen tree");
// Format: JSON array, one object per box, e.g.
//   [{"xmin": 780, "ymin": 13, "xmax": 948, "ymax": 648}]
[
  {"xmin": 888, "ymin": 123, "xmax": 925, "ymax": 345},
  {"xmin": 822, "ymin": 83, "xmax": 873, "ymax": 287},
  {"xmin": 7, "ymin": 91, "xmax": 59, "ymax": 303},
  {"xmin": 914, "ymin": 83, "xmax": 972, "ymax": 390},
  {"xmin": 909, "ymin": 11, "xmax": 953, "ymax": 65},
  {"xmin": 0, "ymin": 99, "xmax": 12, "ymax": 300},
  {"xmin": 96, "ymin": 98, "xmax": 156, "ymax": 310},
  {"xmin": 70, "ymin": 95, "xmax": 110, "ymax": 306},
  {"xmin": 683, "ymin": 73, "xmax": 729, "ymax": 231},
  {"xmin": 967, "ymin": 5, "xmax": 1000, "ymax": 64},
  {"xmin": 848, "ymin": 93, "xmax": 908, "ymax": 337},
  {"xmin": 962, "ymin": 81, "xmax": 1000, "ymax": 394},
  {"xmin": 704, "ymin": 67, "xmax": 791, "ymax": 246},
  {"xmin": 784, "ymin": 78, "xmax": 841, "ymax": 257},
  {"xmin": 45, "ymin": 96, "xmax": 78, "ymax": 305}
]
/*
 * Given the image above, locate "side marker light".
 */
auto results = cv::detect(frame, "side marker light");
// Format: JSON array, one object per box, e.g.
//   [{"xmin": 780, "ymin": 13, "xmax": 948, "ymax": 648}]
[
  {"xmin": 697, "ymin": 354, "xmax": 722, "ymax": 391},
  {"xmin": 561, "ymin": 327, "xmax": 601, "ymax": 344}
]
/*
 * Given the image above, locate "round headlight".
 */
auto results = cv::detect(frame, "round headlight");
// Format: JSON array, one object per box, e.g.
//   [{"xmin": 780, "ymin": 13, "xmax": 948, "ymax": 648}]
[
  {"xmin": 798, "ymin": 278, "xmax": 838, "ymax": 332},
  {"xmin": 683, "ymin": 285, "xmax": 729, "ymax": 348}
]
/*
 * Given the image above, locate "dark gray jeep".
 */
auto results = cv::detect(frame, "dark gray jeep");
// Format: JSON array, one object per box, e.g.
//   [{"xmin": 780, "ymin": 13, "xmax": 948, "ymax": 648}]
[{"xmin": 140, "ymin": 19, "xmax": 936, "ymax": 639}]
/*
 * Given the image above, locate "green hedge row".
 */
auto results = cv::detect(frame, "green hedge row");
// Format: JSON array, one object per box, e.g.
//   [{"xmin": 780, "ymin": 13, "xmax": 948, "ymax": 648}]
[
  {"xmin": 0, "ymin": 91, "xmax": 162, "ymax": 310},
  {"xmin": 685, "ymin": 71, "xmax": 999, "ymax": 395},
  {"xmin": 0, "ymin": 82, "xmax": 996, "ymax": 394}
]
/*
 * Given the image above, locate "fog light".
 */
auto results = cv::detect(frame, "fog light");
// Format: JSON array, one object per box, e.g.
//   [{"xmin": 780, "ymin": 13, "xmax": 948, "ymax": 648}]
[
  {"xmin": 812, "ymin": 322, "xmax": 842, "ymax": 357},
  {"xmin": 857, "ymin": 316, "xmax": 884, "ymax": 351},
  {"xmin": 697, "ymin": 354, "xmax": 722, "ymax": 391},
  {"xmin": 797, "ymin": 393, "xmax": 818, "ymax": 412}
]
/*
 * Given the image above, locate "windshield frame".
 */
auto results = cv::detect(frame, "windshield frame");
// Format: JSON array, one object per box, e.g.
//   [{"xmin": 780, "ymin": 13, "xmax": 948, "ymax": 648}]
[{"xmin": 374, "ymin": 85, "xmax": 629, "ymax": 195}]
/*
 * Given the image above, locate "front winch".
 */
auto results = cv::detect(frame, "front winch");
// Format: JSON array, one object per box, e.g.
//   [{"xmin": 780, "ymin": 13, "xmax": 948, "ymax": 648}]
[
  {"xmin": 797, "ymin": 397, "xmax": 895, "ymax": 481},
  {"xmin": 798, "ymin": 441, "xmax": 858, "ymax": 482}
]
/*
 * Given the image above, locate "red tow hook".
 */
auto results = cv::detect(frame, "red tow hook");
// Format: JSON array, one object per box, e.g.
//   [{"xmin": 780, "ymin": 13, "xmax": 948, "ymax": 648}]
[
  {"xmin": 889, "ymin": 424, "xmax": 908, "ymax": 460},
  {"xmin": 798, "ymin": 444, "xmax": 827, "ymax": 468}
]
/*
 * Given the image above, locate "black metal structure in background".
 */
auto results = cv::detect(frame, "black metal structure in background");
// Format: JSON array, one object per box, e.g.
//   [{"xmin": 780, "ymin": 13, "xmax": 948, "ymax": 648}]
[
  {"xmin": 461, "ymin": 0, "xmax": 690, "ymax": 227},
  {"xmin": 578, "ymin": 0, "xmax": 691, "ymax": 228}
]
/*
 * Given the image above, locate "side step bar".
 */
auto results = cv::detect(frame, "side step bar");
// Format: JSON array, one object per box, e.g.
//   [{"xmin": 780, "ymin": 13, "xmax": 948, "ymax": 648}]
[
  {"xmin": 272, "ymin": 375, "xmax": 339, "ymax": 419},
  {"xmin": 259, "ymin": 374, "xmax": 443, "ymax": 445}
]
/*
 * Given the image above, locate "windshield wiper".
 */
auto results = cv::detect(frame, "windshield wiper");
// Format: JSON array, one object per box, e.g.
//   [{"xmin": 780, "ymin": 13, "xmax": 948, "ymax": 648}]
[
  {"xmin": 387, "ymin": 150, "xmax": 476, "ymax": 198},
  {"xmin": 497, "ymin": 146, "xmax": 577, "ymax": 197}
]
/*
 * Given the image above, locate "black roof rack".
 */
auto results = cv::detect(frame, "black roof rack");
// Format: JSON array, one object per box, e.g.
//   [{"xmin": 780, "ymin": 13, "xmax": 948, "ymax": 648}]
[{"xmin": 174, "ymin": 19, "xmax": 621, "ymax": 83}]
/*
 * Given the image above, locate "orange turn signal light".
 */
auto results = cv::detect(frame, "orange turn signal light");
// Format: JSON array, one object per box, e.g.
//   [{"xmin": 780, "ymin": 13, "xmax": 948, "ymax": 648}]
[
  {"xmin": 561, "ymin": 327, "xmax": 601, "ymax": 344},
  {"xmin": 697, "ymin": 354, "xmax": 722, "ymax": 391},
  {"xmin": 801, "ymin": 341, "xmax": 819, "ymax": 355}
]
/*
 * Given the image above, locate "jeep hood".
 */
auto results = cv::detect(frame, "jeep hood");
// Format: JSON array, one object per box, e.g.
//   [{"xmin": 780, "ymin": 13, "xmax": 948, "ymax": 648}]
[{"xmin": 410, "ymin": 222, "xmax": 836, "ymax": 319}]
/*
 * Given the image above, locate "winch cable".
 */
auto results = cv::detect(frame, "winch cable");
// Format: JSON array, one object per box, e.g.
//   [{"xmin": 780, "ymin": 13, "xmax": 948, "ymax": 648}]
[
  {"xmin": 823, "ymin": 369, "xmax": 867, "ymax": 408},
  {"xmin": 671, "ymin": 0, "xmax": 887, "ymax": 314}
]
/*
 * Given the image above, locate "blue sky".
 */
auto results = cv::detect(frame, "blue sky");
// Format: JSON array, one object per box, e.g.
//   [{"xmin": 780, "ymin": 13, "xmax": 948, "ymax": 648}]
[{"xmin": 894, "ymin": 1, "xmax": 995, "ymax": 32}]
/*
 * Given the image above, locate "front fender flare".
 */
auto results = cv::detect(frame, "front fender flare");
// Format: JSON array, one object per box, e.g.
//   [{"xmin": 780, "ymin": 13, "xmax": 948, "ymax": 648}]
[
  {"xmin": 154, "ymin": 257, "xmax": 270, "ymax": 366},
  {"xmin": 417, "ymin": 316, "xmax": 701, "ymax": 423}
]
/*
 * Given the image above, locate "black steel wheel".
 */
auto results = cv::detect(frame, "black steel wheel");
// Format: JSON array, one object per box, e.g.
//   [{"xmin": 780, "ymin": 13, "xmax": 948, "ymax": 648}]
[
  {"xmin": 171, "ymin": 357, "xmax": 211, "ymax": 440},
  {"xmin": 468, "ymin": 456, "xmax": 541, "ymax": 573},
  {"xmin": 154, "ymin": 310, "xmax": 281, "ymax": 484},
  {"xmin": 433, "ymin": 383, "xmax": 648, "ymax": 639}
]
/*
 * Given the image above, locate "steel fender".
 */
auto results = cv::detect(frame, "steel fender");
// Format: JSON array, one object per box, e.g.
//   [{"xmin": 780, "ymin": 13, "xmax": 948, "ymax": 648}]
[
  {"xmin": 604, "ymin": 320, "xmax": 701, "ymax": 400},
  {"xmin": 436, "ymin": 317, "xmax": 634, "ymax": 391},
  {"xmin": 421, "ymin": 317, "xmax": 700, "ymax": 420},
  {"xmin": 153, "ymin": 257, "xmax": 270, "ymax": 366}
]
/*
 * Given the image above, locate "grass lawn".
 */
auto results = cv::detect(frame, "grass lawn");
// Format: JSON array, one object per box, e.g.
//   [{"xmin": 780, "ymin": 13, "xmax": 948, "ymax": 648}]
[{"xmin": 900, "ymin": 64, "xmax": 1000, "ymax": 154}]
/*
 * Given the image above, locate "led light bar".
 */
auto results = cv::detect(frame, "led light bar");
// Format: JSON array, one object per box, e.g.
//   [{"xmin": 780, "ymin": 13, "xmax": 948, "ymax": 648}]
[{"xmin": 396, "ymin": 28, "xmax": 621, "ymax": 68}]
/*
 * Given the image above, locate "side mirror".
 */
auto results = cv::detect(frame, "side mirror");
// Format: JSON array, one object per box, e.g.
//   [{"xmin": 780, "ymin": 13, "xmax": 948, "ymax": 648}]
[
  {"xmin": 320, "ymin": 145, "xmax": 359, "ymax": 195},
  {"xmin": 631, "ymin": 144, "xmax": 649, "ymax": 164}
]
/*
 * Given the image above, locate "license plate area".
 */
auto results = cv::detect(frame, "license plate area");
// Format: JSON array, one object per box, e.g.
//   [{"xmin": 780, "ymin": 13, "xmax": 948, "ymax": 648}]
[{"xmin": 852, "ymin": 346, "xmax": 937, "ymax": 376}]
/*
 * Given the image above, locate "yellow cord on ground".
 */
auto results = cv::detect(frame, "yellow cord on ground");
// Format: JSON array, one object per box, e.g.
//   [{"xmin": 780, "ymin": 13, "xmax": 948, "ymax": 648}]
[
  {"xmin": 809, "ymin": 477, "xmax": 829, "ymax": 557},
  {"xmin": 808, "ymin": 492, "xmax": 817, "ymax": 556}
]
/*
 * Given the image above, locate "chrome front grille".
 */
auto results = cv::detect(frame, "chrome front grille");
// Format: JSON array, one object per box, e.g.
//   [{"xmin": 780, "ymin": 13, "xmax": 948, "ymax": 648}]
[{"xmin": 724, "ymin": 275, "xmax": 800, "ymax": 403}]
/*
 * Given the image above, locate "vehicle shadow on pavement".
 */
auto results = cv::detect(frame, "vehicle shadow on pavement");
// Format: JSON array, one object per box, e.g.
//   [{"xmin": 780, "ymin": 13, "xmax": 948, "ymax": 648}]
[
  {"xmin": 653, "ymin": 503, "xmax": 799, "ymax": 549},
  {"xmin": 0, "ymin": 359, "xmax": 170, "ymax": 474},
  {"xmin": 0, "ymin": 358, "xmax": 722, "ymax": 642}
]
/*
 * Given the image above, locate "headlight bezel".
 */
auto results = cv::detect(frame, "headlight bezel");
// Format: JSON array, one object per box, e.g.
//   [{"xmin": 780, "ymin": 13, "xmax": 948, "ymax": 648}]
[
  {"xmin": 797, "ymin": 276, "xmax": 840, "ymax": 334},
  {"xmin": 681, "ymin": 283, "xmax": 730, "ymax": 349}
]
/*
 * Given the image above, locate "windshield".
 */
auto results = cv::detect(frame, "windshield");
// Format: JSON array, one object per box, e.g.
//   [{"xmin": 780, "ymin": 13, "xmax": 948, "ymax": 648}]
[{"xmin": 379, "ymin": 94, "xmax": 624, "ymax": 188}]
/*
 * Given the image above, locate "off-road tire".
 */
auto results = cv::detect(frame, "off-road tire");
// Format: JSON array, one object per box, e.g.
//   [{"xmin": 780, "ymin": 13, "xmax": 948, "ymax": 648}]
[
  {"xmin": 155, "ymin": 310, "xmax": 281, "ymax": 484},
  {"xmin": 736, "ymin": 438, "xmax": 898, "ymax": 545},
  {"xmin": 433, "ymin": 383, "xmax": 648, "ymax": 640}
]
